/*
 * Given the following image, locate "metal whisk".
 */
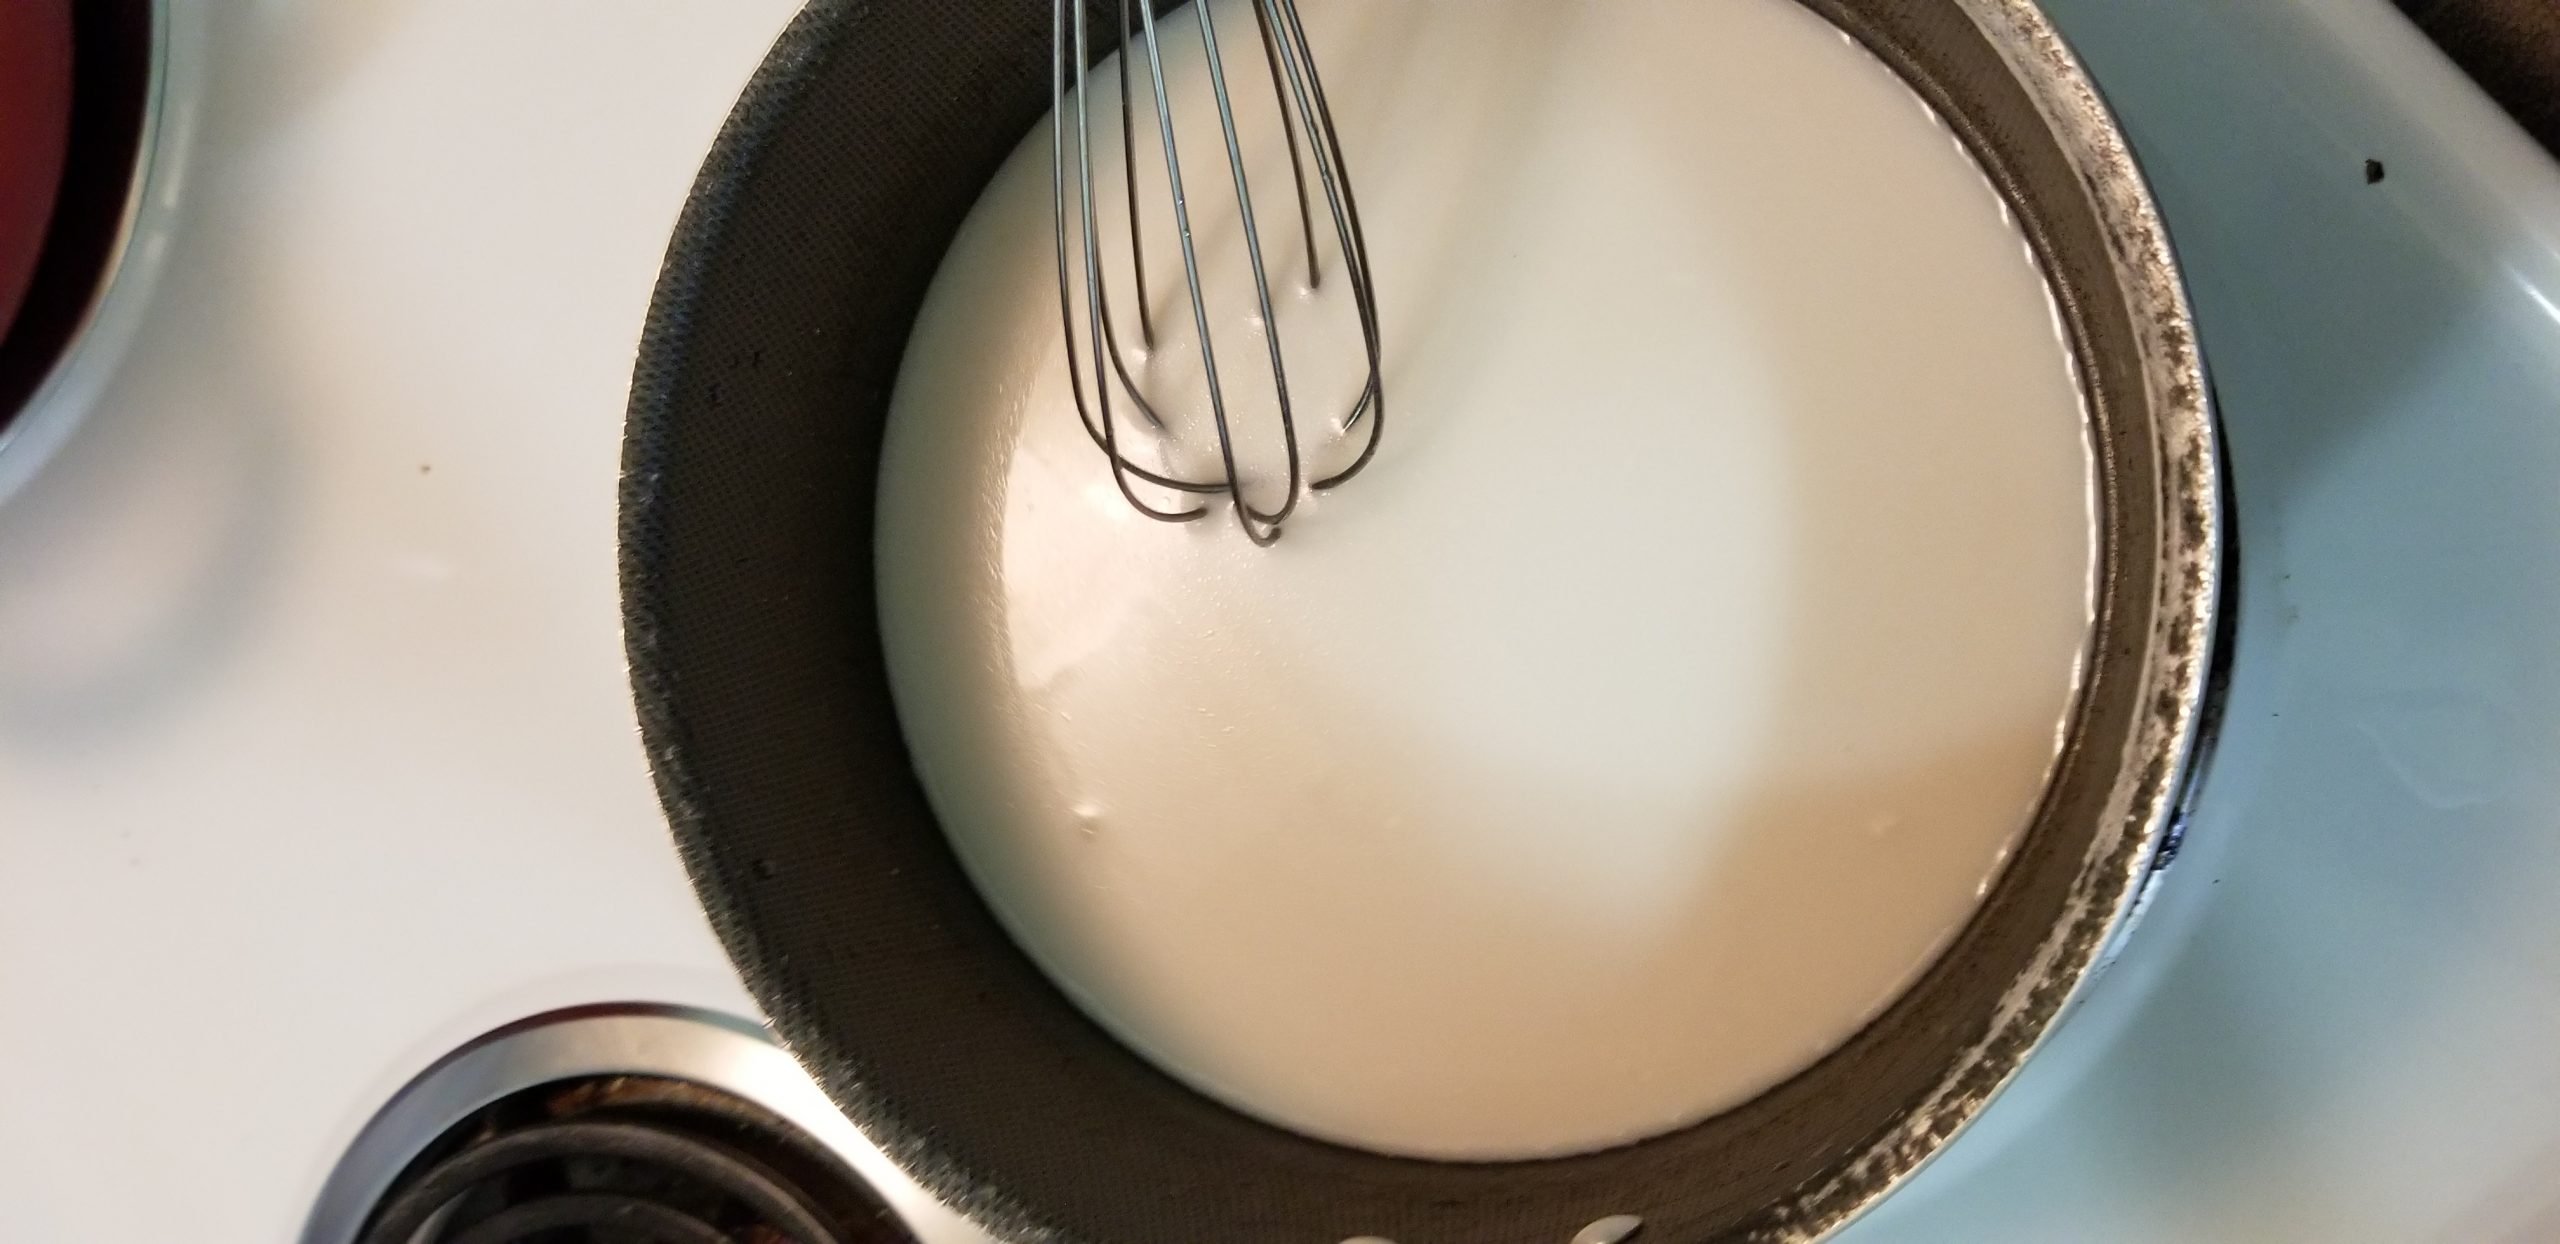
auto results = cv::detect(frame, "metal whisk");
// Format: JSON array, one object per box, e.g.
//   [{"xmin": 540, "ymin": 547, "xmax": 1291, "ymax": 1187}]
[{"xmin": 1051, "ymin": 0, "xmax": 1383, "ymax": 546}]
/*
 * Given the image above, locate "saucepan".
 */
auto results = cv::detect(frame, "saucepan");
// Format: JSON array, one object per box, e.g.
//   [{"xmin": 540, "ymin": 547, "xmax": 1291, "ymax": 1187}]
[{"xmin": 619, "ymin": 0, "xmax": 2225, "ymax": 1238}]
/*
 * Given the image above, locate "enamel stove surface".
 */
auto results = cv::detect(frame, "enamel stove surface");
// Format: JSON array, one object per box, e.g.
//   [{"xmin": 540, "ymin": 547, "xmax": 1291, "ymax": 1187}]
[{"xmin": 2, "ymin": 2, "xmax": 2557, "ymax": 1241}]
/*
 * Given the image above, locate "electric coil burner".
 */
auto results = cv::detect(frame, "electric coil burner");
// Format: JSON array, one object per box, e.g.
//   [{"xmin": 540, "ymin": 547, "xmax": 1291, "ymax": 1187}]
[
  {"xmin": 313, "ymin": 1009, "xmax": 926, "ymax": 1244},
  {"xmin": 360, "ymin": 1078, "xmax": 902, "ymax": 1243}
]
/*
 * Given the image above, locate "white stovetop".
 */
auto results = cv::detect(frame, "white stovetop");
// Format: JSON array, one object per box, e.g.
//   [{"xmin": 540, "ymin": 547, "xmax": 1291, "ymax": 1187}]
[{"xmin": 3, "ymin": 2, "xmax": 2558, "ymax": 1241}]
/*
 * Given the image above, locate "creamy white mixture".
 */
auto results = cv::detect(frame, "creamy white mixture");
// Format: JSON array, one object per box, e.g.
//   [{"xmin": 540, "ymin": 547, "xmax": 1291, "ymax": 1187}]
[{"xmin": 878, "ymin": 0, "xmax": 2094, "ymax": 1160}]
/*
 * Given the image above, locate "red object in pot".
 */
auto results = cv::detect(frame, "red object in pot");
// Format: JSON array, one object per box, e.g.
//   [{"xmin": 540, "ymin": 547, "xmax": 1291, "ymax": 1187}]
[{"xmin": 0, "ymin": 0, "xmax": 77, "ymax": 346}]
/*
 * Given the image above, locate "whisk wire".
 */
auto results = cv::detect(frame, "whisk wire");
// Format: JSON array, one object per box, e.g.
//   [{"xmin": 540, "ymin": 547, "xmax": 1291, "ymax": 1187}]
[
  {"xmin": 1051, "ymin": 0, "xmax": 1384, "ymax": 542},
  {"xmin": 1188, "ymin": 0, "xmax": 1308, "ymax": 536},
  {"xmin": 1116, "ymin": 0, "xmax": 1156, "ymax": 350},
  {"xmin": 1263, "ymin": 0, "xmax": 1383, "ymax": 457},
  {"xmin": 1250, "ymin": 0, "xmax": 1322, "ymax": 289},
  {"xmin": 1055, "ymin": 0, "xmax": 1203, "ymax": 521},
  {"xmin": 1130, "ymin": 0, "xmax": 1271, "ymax": 541}
]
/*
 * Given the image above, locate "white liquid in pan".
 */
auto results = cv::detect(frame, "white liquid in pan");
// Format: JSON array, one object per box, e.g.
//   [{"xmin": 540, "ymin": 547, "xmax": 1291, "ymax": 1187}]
[{"xmin": 878, "ymin": 0, "xmax": 2094, "ymax": 1160}]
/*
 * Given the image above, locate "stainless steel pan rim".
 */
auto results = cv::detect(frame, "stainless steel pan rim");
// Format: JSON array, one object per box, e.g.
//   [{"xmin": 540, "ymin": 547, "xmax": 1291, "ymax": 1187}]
[{"xmin": 1754, "ymin": 0, "xmax": 2223, "ymax": 1236}]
